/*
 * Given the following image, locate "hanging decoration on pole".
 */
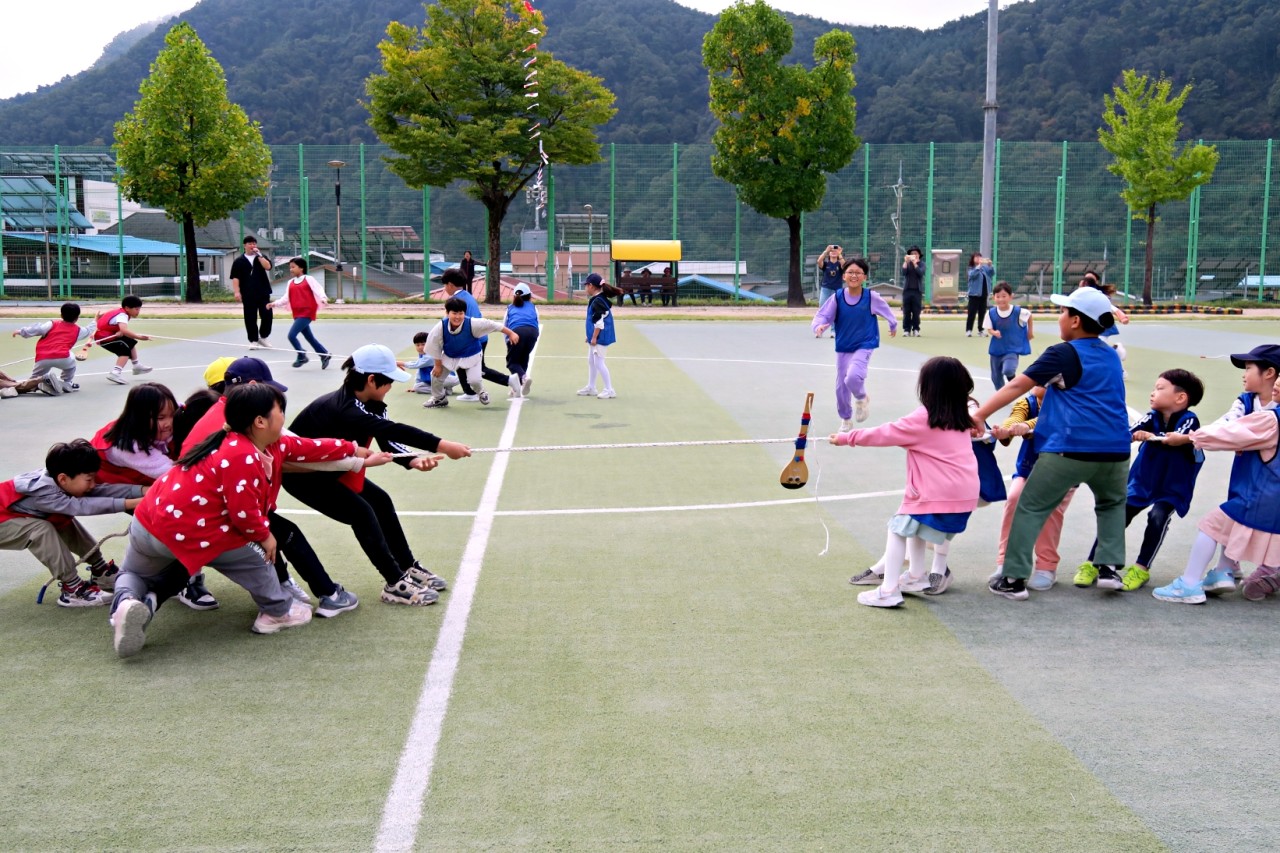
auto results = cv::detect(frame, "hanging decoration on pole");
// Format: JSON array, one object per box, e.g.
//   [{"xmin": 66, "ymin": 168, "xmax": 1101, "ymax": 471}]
[{"xmin": 521, "ymin": 1, "xmax": 548, "ymax": 217}]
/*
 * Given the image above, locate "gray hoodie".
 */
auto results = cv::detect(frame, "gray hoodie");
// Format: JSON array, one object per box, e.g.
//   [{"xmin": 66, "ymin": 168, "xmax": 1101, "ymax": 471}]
[{"xmin": 9, "ymin": 470, "xmax": 143, "ymax": 518}]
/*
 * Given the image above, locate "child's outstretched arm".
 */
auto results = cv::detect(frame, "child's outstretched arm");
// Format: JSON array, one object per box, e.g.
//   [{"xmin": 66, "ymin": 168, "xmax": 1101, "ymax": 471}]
[
  {"xmin": 973, "ymin": 374, "xmax": 1036, "ymax": 434},
  {"xmin": 1165, "ymin": 410, "xmax": 1276, "ymax": 452}
]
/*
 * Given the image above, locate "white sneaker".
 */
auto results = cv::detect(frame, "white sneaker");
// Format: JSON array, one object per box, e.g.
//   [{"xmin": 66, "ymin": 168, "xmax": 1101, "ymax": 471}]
[
  {"xmin": 966, "ymin": 331, "xmax": 973, "ymax": 337},
  {"xmin": 857, "ymin": 586, "xmax": 903, "ymax": 607},
  {"xmin": 508, "ymin": 374, "xmax": 523, "ymax": 398},
  {"xmin": 250, "ymin": 600, "xmax": 313, "ymax": 634},
  {"xmin": 1028, "ymin": 570, "xmax": 1057, "ymax": 591},
  {"xmin": 132, "ymin": 364, "xmax": 153, "ymax": 375},
  {"xmin": 854, "ymin": 395, "xmax": 870, "ymax": 422},
  {"xmin": 839, "ymin": 418, "xmax": 853, "ymax": 432},
  {"xmin": 597, "ymin": 389, "xmax": 617, "ymax": 399},
  {"xmin": 250, "ymin": 338, "xmax": 273, "ymax": 350},
  {"xmin": 521, "ymin": 375, "xmax": 533, "ymax": 397},
  {"xmin": 0, "ymin": 387, "xmax": 17, "ymax": 398},
  {"xmin": 899, "ymin": 572, "xmax": 931, "ymax": 593},
  {"xmin": 282, "ymin": 577, "xmax": 311, "ymax": 604},
  {"xmin": 576, "ymin": 386, "xmax": 596, "ymax": 396},
  {"xmin": 457, "ymin": 393, "xmax": 480, "ymax": 402},
  {"xmin": 113, "ymin": 598, "xmax": 151, "ymax": 658},
  {"xmin": 107, "ymin": 371, "xmax": 127, "ymax": 385}
]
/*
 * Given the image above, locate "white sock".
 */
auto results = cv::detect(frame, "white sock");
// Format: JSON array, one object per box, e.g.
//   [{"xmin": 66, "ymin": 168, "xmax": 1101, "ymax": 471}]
[
  {"xmin": 904, "ymin": 537, "xmax": 928, "ymax": 580},
  {"xmin": 1180, "ymin": 532, "xmax": 1220, "ymax": 586},
  {"xmin": 880, "ymin": 530, "xmax": 908, "ymax": 592},
  {"xmin": 931, "ymin": 539, "xmax": 950, "ymax": 576}
]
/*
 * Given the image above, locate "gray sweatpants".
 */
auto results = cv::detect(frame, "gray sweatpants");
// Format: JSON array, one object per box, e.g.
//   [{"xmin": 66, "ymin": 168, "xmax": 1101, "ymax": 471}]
[
  {"xmin": 28, "ymin": 356, "xmax": 77, "ymax": 388},
  {"xmin": 113, "ymin": 520, "xmax": 291, "ymax": 616},
  {"xmin": 0, "ymin": 516, "xmax": 100, "ymax": 584}
]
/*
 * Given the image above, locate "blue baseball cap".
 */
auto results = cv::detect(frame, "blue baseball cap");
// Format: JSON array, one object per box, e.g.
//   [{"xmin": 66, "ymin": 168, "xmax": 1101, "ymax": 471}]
[
  {"xmin": 1230, "ymin": 345, "xmax": 1280, "ymax": 372},
  {"xmin": 224, "ymin": 357, "xmax": 287, "ymax": 392}
]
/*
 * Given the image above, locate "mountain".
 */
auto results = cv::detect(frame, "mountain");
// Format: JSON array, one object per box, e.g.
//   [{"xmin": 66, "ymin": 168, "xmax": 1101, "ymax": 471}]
[{"xmin": 0, "ymin": 0, "xmax": 1277, "ymax": 146}]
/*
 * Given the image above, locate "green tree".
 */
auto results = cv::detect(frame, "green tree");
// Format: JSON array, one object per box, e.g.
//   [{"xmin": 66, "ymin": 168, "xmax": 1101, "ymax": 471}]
[
  {"xmin": 114, "ymin": 23, "xmax": 271, "ymax": 303},
  {"xmin": 366, "ymin": 0, "xmax": 616, "ymax": 303},
  {"xmin": 703, "ymin": 0, "xmax": 858, "ymax": 306},
  {"xmin": 1098, "ymin": 69, "xmax": 1218, "ymax": 306}
]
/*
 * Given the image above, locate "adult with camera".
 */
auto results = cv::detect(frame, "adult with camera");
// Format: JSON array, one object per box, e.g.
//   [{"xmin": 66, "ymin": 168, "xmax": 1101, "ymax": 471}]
[
  {"xmin": 230, "ymin": 235, "xmax": 275, "ymax": 347},
  {"xmin": 816, "ymin": 244, "xmax": 844, "ymax": 336},
  {"xmin": 901, "ymin": 246, "xmax": 925, "ymax": 336},
  {"xmin": 965, "ymin": 252, "xmax": 994, "ymax": 337}
]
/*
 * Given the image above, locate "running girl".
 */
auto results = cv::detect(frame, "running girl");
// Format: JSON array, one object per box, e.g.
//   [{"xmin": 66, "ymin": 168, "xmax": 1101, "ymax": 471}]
[
  {"xmin": 811, "ymin": 258, "xmax": 897, "ymax": 430},
  {"xmin": 269, "ymin": 257, "xmax": 331, "ymax": 369}
]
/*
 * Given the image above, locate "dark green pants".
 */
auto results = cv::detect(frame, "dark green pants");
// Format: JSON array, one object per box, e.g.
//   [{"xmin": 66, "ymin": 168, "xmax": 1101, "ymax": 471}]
[{"xmin": 1005, "ymin": 452, "xmax": 1128, "ymax": 580}]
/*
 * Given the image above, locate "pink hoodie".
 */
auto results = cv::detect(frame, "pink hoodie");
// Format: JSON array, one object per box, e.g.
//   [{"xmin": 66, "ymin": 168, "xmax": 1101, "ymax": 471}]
[{"xmin": 832, "ymin": 405, "xmax": 980, "ymax": 515}]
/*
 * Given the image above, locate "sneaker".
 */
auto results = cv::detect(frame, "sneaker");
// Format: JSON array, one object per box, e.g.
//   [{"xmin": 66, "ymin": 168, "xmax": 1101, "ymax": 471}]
[
  {"xmin": 457, "ymin": 393, "xmax": 480, "ymax": 402},
  {"xmin": 251, "ymin": 338, "xmax": 273, "ymax": 350},
  {"xmin": 89, "ymin": 560, "xmax": 119, "ymax": 591},
  {"xmin": 857, "ymin": 586, "xmax": 904, "ymax": 607},
  {"xmin": 291, "ymin": 355, "xmax": 309, "ymax": 368},
  {"xmin": 176, "ymin": 576, "xmax": 219, "ymax": 611},
  {"xmin": 38, "ymin": 376, "xmax": 62, "ymax": 396},
  {"xmin": 1096, "ymin": 565, "xmax": 1124, "ymax": 590},
  {"xmin": 107, "ymin": 371, "xmax": 127, "ymax": 385},
  {"xmin": 1027, "ymin": 569, "xmax": 1056, "ymax": 591},
  {"xmin": 1073, "ymin": 561, "xmax": 1099, "ymax": 587},
  {"xmin": 1152, "ymin": 577, "xmax": 1206, "ymax": 604},
  {"xmin": 521, "ymin": 375, "xmax": 533, "ymax": 396},
  {"xmin": 899, "ymin": 572, "xmax": 931, "ymax": 593},
  {"xmin": 477, "ymin": 390, "xmax": 490, "ymax": 405},
  {"xmin": 849, "ymin": 567, "xmax": 884, "ymax": 586},
  {"xmin": 839, "ymin": 418, "xmax": 854, "ymax": 432},
  {"xmin": 597, "ymin": 389, "xmax": 617, "ymax": 399},
  {"xmin": 508, "ymin": 374, "xmax": 523, "ymax": 398},
  {"xmin": 407, "ymin": 561, "xmax": 448, "ymax": 592},
  {"xmin": 65, "ymin": 382, "xmax": 80, "ymax": 392},
  {"xmin": 0, "ymin": 387, "xmax": 17, "ymax": 398},
  {"xmin": 923, "ymin": 566, "xmax": 952, "ymax": 595},
  {"xmin": 320, "ymin": 354, "xmax": 332, "ymax": 370},
  {"xmin": 1242, "ymin": 566, "xmax": 1280, "ymax": 601},
  {"xmin": 988, "ymin": 564, "xmax": 1004, "ymax": 581},
  {"xmin": 854, "ymin": 395, "xmax": 870, "ymax": 422},
  {"xmin": 966, "ymin": 331, "xmax": 973, "ymax": 337},
  {"xmin": 315, "ymin": 584, "xmax": 359, "ymax": 618},
  {"xmin": 1121, "ymin": 565, "xmax": 1151, "ymax": 592},
  {"xmin": 988, "ymin": 575, "xmax": 1029, "ymax": 600},
  {"xmin": 282, "ymin": 577, "xmax": 311, "ymax": 604},
  {"xmin": 57, "ymin": 578, "xmax": 107, "ymax": 608},
  {"xmin": 576, "ymin": 386, "xmax": 596, "ymax": 396},
  {"xmin": 131, "ymin": 364, "xmax": 153, "ymax": 375},
  {"xmin": 422, "ymin": 396, "xmax": 449, "ymax": 408},
  {"xmin": 113, "ymin": 597, "xmax": 152, "ymax": 658},
  {"xmin": 1203, "ymin": 568, "xmax": 1238, "ymax": 596},
  {"xmin": 380, "ymin": 576, "xmax": 439, "ymax": 606},
  {"xmin": 251, "ymin": 600, "xmax": 313, "ymax": 634}
]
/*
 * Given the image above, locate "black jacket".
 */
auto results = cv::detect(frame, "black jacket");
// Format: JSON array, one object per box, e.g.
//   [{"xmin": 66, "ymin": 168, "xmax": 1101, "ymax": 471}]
[{"xmin": 289, "ymin": 387, "xmax": 441, "ymax": 469}]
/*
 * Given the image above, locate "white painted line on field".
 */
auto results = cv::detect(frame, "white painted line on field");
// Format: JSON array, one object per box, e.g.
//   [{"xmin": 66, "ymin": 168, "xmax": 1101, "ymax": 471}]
[
  {"xmin": 372, "ymin": 335, "xmax": 537, "ymax": 853},
  {"xmin": 279, "ymin": 486, "xmax": 905, "ymax": 521},
  {"xmin": 534, "ymin": 353, "xmax": 923, "ymax": 373}
]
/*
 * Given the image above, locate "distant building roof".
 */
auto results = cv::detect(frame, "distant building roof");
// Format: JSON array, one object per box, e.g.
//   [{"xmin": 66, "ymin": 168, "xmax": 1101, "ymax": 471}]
[
  {"xmin": 99, "ymin": 211, "xmax": 271, "ymax": 250},
  {"xmin": 3, "ymin": 232, "xmax": 221, "ymax": 256},
  {"xmin": 1, "ymin": 175, "xmax": 95, "ymax": 230},
  {"xmin": 677, "ymin": 273, "xmax": 774, "ymax": 302}
]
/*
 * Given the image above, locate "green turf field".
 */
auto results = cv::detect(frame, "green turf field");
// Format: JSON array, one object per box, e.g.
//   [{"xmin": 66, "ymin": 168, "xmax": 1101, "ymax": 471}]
[{"xmin": 0, "ymin": 312, "xmax": 1276, "ymax": 851}]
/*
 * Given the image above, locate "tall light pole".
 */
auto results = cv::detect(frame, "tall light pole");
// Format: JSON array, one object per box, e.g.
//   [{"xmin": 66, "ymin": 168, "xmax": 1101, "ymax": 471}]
[
  {"xmin": 979, "ymin": 0, "xmax": 999, "ymax": 260},
  {"xmin": 584, "ymin": 203, "xmax": 594, "ymax": 288},
  {"xmin": 328, "ymin": 159, "xmax": 347, "ymax": 302}
]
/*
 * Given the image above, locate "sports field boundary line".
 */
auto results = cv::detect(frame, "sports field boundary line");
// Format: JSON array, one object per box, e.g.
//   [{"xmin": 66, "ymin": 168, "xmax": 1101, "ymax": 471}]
[{"xmin": 372, "ymin": 341, "xmax": 535, "ymax": 853}]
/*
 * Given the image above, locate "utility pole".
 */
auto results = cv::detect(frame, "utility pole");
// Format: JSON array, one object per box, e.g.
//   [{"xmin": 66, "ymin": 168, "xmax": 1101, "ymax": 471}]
[{"xmin": 979, "ymin": 0, "xmax": 999, "ymax": 259}]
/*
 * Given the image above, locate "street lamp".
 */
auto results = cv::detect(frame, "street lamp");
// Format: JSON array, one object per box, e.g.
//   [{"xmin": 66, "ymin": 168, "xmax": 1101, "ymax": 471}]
[
  {"xmin": 584, "ymin": 203, "xmax": 593, "ymax": 289},
  {"xmin": 328, "ymin": 160, "xmax": 347, "ymax": 303}
]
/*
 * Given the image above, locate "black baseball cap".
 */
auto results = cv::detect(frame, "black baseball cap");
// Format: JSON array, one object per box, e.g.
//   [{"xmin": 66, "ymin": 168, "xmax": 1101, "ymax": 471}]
[{"xmin": 1229, "ymin": 345, "xmax": 1280, "ymax": 372}]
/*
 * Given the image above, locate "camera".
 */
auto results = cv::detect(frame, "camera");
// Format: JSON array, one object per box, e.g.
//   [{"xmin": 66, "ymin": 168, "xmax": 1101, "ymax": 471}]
[{"xmin": 833, "ymin": 244, "xmax": 841, "ymax": 251}]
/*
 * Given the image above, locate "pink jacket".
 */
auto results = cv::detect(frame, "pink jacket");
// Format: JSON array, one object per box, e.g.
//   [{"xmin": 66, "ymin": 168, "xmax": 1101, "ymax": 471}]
[{"xmin": 832, "ymin": 405, "xmax": 980, "ymax": 515}]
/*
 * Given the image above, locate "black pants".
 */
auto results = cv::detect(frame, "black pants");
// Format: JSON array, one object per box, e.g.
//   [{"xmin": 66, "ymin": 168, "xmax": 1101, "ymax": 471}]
[
  {"xmin": 965, "ymin": 294, "xmax": 988, "ymax": 333},
  {"xmin": 456, "ymin": 340, "xmax": 510, "ymax": 394},
  {"xmin": 280, "ymin": 474, "xmax": 413, "ymax": 585},
  {"xmin": 242, "ymin": 299, "xmax": 274, "ymax": 343},
  {"xmin": 506, "ymin": 325, "xmax": 540, "ymax": 377},
  {"xmin": 902, "ymin": 290, "xmax": 923, "ymax": 333},
  {"xmin": 1087, "ymin": 501, "xmax": 1175, "ymax": 570},
  {"xmin": 270, "ymin": 512, "xmax": 336, "ymax": 597}
]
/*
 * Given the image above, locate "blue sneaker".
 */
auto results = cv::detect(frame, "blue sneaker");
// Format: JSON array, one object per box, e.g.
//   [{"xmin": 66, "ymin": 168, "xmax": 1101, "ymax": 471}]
[
  {"xmin": 1152, "ymin": 577, "xmax": 1206, "ymax": 605},
  {"xmin": 1202, "ymin": 568, "xmax": 1237, "ymax": 596}
]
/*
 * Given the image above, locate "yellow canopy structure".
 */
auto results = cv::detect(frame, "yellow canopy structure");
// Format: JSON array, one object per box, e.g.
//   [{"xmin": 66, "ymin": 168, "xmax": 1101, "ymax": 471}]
[{"xmin": 610, "ymin": 239, "xmax": 682, "ymax": 262}]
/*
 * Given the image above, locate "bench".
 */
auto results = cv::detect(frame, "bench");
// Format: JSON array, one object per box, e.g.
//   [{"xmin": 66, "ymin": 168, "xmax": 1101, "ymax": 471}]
[{"xmin": 616, "ymin": 276, "xmax": 679, "ymax": 306}]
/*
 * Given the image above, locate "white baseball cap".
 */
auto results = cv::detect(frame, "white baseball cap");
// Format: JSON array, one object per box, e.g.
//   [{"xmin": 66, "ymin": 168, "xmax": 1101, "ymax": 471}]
[
  {"xmin": 351, "ymin": 344, "xmax": 411, "ymax": 382},
  {"xmin": 512, "ymin": 282, "xmax": 532, "ymax": 297},
  {"xmin": 1049, "ymin": 288, "xmax": 1115, "ymax": 324}
]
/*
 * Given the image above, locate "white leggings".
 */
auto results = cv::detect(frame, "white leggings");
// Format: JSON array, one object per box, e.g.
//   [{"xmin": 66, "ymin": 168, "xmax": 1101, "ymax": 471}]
[{"xmin": 587, "ymin": 345, "xmax": 613, "ymax": 392}]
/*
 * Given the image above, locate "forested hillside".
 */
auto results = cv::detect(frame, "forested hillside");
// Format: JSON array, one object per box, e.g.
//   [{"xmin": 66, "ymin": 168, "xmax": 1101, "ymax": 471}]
[{"xmin": 0, "ymin": 0, "xmax": 1276, "ymax": 146}]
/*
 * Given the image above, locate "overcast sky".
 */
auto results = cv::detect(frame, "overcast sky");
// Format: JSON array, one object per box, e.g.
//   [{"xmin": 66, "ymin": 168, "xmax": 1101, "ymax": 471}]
[{"xmin": 0, "ymin": 0, "xmax": 995, "ymax": 100}]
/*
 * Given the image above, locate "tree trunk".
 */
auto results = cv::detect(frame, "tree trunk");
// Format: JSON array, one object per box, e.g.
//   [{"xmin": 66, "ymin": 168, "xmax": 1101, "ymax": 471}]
[
  {"xmin": 183, "ymin": 212, "xmax": 203, "ymax": 303},
  {"xmin": 1141, "ymin": 205, "xmax": 1156, "ymax": 307},
  {"xmin": 483, "ymin": 194, "xmax": 512, "ymax": 305},
  {"xmin": 785, "ymin": 213, "xmax": 804, "ymax": 307}
]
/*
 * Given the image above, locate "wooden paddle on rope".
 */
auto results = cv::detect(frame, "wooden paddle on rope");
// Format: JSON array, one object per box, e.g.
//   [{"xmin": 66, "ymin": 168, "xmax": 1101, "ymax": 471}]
[{"xmin": 780, "ymin": 392, "xmax": 815, "ymax": 489}]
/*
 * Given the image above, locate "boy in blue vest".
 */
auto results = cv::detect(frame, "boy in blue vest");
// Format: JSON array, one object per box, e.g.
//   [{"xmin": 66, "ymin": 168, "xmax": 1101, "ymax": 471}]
[
  {"xmin": 422, "ymin": 297, "xmax": 520, "ymax": 408},
  {"xmin": 986, "ymin": 282, "xmax": 1033, "ymax": 390},
  {"xmin": 1074, "ymin": 369, "xmax": 1205, "ymax": 591},
  {"xmin": 973, "ymin": 287, "xmax": 1131, "ymax": 600}
]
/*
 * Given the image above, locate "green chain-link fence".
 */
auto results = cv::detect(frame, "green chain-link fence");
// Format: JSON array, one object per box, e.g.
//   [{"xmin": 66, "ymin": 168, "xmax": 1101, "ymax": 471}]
[{"xmin": 2, "ymin": 140, "xmax": 1278, "ymax": 303}]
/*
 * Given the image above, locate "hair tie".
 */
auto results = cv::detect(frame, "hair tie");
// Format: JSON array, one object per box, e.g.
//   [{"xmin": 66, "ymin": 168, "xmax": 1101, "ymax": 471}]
[{"xmin": 222, "ymin": 424, "xmax": 232, "ymax": 432}]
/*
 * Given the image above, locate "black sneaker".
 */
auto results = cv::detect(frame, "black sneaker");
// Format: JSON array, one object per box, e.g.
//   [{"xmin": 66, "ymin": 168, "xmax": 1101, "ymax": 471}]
[
  {"xmin": 988, "ymin": 575, "xmax": 1029, "ymax": 601},
  {"xmin": 177, "ymin": 575, "xmax": 219, "ymax": 610},
  {"xmin": 1096, "ymin": 565, "xmax": 1124, "ymax": 590},
  {"xmin": 320, "ymin": 354, "xmax": 332, "ymax": 370},
  {"xmin": 923, "ymin": 566, "xmax": 952, "ymax": 596},
  {"xmin": 89, "ymin": 559, "xmax": 119, "ymax": 591}
]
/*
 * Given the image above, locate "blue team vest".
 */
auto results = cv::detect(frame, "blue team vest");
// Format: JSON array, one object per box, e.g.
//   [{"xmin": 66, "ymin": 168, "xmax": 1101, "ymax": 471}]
[
  {"xmin": 505, "ymin": 301, "xmax": 539, "ymax": 331},
  {"xmin": 988, "ymin": 307, "xmax": 1031, "ymax": 356},
  {"xmin": 1220, "ymin": 410, "xmax": 1280, "ymax": 534},
  {"xmin": 1126, "ymin": 409, "xmax": 1204, "ymax": 517},
  {"xmin": 1013, "ymin": 394, "xmax": 1041, "ymax": 479},
  {"xmin": 456, "ymin": 290, "xmax": 488, "ymax": 344},
  {"xmin": 973, "ymin": 438, "xmax": 1007, "ymax": 503},
  {"xmin": 833, "ymin": 289, "xmax": 879, "ymax": 354},
  {"xmin": 441, "ymin": 317, "xmax": 483, "ymax": 358},
  {"xmin": 585, "ymin": 296, "xmax": 616, "ymax": 346},
  {"xmin": 1035, "ymin": 339, "xmax": 1130, "ymax": 455}
]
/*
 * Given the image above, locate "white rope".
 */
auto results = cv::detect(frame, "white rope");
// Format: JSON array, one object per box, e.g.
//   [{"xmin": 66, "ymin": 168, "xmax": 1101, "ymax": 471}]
[{"xmin": 391, "ymin": 436, "xmax": 832, "ymax": 456}]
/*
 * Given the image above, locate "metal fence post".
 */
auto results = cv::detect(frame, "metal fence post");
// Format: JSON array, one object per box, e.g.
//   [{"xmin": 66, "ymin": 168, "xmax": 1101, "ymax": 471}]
[
  {"xmin": 298, "ymin": 145, "xmax": 309, "ymax": 260},
  {"xmin": 924, "ymin": 142, "xmax": 934, "ymax": 301},
  {"xmin": 992, "ymin": 138, "xmax": 1002, "ymax": 272},
  {"xmin": 671, "ymin": 143, "xmax": 678, "ymax": 240},
  {"xmin": 422, "ymin": 186, "xmax": 431, "ymax": 299},
  {"xmin": 546, "ymin": 165, "xmax": 555, "ymax": 302},
  {"xmin": 733, "ymin": 194, "xmax": 741, "ymax": 301},
  {"xmin": 861, "ymin": 143, "xmax": 870, "ymax": 259},
  {"xmin": 1261, "ymin": 138, "xmax": 1273, "ymax": 302},
  {"xmin": 360, "ymin": 143, "xmax": 368, "ymax": 301}
]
